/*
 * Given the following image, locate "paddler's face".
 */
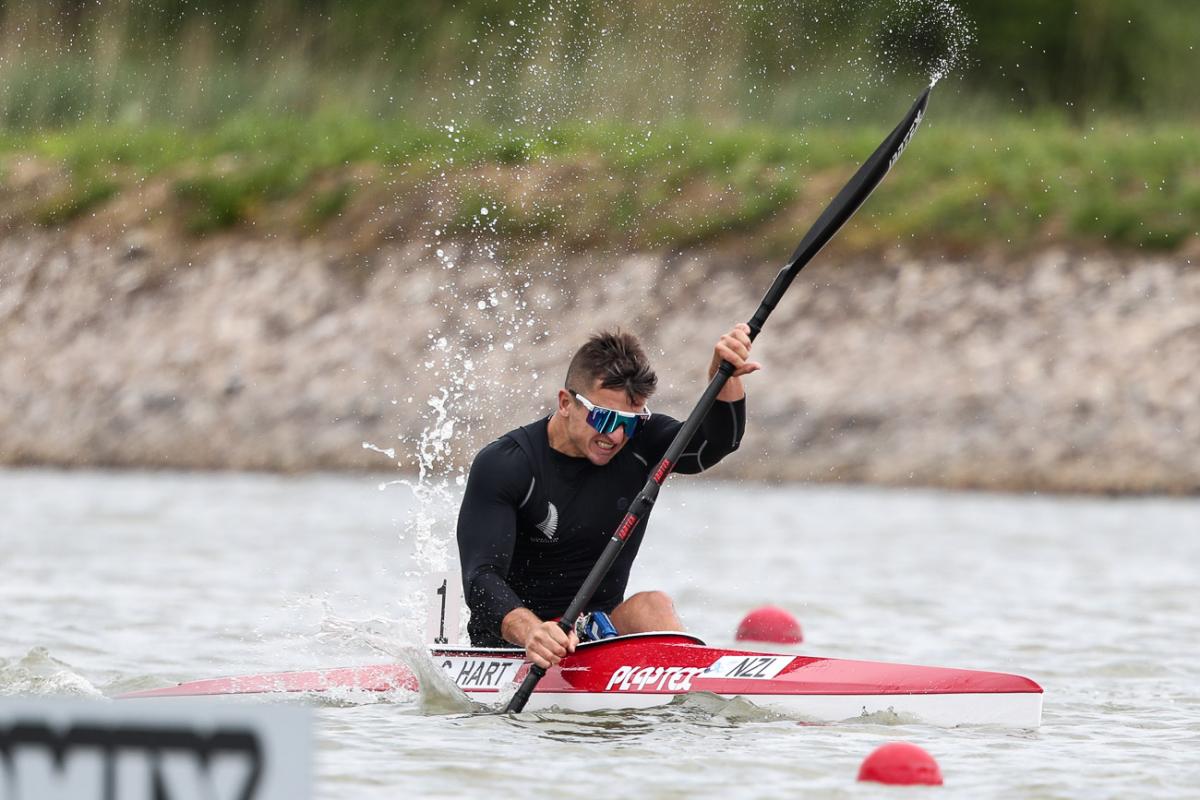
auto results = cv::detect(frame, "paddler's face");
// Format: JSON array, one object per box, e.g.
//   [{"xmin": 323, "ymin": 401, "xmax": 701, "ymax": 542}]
[{"xmin": 558, "ymin": 381, "xmax": 646, "ymax": 466}]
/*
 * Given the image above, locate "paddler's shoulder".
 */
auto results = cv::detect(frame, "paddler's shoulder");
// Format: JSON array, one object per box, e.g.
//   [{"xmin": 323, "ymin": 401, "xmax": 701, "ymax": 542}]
[
  {"xmin": 625, "ymin": 411, "xmax": 679, "ymax": 462},
  {"xmin": 474, "ymin": 416, "xmax": 550, "ymax": 467},
  {"xmin": 467, "ymin": 434, "xmax": 531, "ymax": 496},
  {"xmin": 634, "ymin": 410, "xmax": 680, "ymax": 444},
  {"xmin": 466, "ymin": 433, "xmax": 534, "ymax": 502}
]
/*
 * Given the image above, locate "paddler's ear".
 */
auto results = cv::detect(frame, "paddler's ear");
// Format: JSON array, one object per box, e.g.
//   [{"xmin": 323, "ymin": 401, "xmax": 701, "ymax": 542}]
[{"xmin": 556, "ymin": 388, "xmax": 574, "ymax": 416}]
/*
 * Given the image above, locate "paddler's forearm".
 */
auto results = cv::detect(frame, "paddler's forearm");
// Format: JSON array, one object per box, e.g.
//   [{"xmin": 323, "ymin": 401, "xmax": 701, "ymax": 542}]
[
  {"xmin": 707, "ymin": 361, "xmax": 748, "ymax": 402},
  {"xmin": 503, "ymin": 607, "xmax": 578, "ymax": 669},
  {"xmin": 500, "ymin": 607, "xmax": 544, "ymax": 648},
  {"xmin": 715, "ymin": 374, "xmax": 746, "ymax": 402}
]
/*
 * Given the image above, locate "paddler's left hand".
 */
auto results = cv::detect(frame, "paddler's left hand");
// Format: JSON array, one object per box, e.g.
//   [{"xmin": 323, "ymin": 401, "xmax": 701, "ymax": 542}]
[{"xmin": 709, "ymin": 322, "xmax": 760, "ymax": 401}]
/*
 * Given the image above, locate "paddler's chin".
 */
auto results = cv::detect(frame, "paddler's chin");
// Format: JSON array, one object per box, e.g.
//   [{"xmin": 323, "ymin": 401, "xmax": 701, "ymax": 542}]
[{"xmin": 586, "ymin": 434, "xmax": 624, "ymax": 465}]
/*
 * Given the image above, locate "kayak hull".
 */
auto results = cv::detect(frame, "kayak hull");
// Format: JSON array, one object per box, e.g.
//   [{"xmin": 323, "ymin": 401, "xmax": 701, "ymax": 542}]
[
  {"xmin": 518, "ymin": 689, "xmax": 1042, "ymax": 728},
  {"xmin": 119, "ymin": 633, "xmax": 1043, "ymax": 727}
]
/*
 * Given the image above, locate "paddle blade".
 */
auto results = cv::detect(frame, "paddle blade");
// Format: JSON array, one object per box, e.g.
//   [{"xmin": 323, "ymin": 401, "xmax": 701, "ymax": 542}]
[
  {"xmin": 788, "ymin": 86, "xmax": 930, "ymax": 268},
  {"xmin": 754, "ymin": 86, "xmax": 931, "ymax": 318}
]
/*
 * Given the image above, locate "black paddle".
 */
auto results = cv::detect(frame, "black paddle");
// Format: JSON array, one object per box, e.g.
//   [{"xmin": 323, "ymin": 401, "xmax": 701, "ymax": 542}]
[{"xmin": 504, "ymin": 84, "xmax": 932, "ymax": 714}]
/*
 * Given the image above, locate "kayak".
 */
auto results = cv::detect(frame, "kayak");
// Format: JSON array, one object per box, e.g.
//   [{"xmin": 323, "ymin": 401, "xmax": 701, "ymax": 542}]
[{"xmin": 119, "ymin": 633, "xmax": 1043, "ymax": 727}]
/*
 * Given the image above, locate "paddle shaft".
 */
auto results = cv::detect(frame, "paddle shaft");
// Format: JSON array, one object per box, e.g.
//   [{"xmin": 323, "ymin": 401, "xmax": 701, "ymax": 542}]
[{"xmin": 505, "ymin": 85, "xmax": 932, "ymax": 713}]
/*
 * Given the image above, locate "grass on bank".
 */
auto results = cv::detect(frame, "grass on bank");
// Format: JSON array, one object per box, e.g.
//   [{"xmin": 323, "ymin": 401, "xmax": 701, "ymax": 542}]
[{"xmin": 1, "ymin": 112, "xmax": 1197, "ymax": 254}]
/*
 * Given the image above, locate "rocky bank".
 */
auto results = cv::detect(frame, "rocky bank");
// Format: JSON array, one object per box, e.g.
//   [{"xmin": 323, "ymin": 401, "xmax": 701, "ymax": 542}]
[{"xmin": 1, "ymin": 230, "xmax": 1197, "ymax": 494}]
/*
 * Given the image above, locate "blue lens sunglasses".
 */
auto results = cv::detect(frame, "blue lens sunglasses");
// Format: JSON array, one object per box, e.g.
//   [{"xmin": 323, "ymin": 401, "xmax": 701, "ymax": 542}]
[{"xmin": 569, "ymin": 390, "xmax": 651, "ymax": 438}]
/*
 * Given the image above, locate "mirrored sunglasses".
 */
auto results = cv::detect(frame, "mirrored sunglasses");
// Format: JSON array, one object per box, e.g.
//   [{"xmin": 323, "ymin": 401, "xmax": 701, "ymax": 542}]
[{"xmin": 570, "ymin": 390, "xmax": 651, "ymax": 438}]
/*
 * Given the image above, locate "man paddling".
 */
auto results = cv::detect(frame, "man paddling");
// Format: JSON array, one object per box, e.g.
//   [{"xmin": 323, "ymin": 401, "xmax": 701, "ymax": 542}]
[{"xmin": 457, "ymin": 325, "xmax": 758, "ymax": 669}]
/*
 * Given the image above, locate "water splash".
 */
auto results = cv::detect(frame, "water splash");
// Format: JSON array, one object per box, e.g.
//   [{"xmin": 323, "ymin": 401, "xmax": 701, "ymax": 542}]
[
  {"xmin": 0, "ymin": 648, "xmax": 104, "ymax": 697},
  {"xmin": 314, "ymin": 614, "xmax": 479, "ymax": 713},
  {"xmin": 872, "ymin": 0, "xmax": 976, "ymax": 87},
  {"xmin": 668, "ymin": 691, "xmax": 792, "ymax": 724},
  {"xmin": 850, "ymin": 706, "xmax": 926, "ymax": 726},
  {"xmin": 396, "ymin": 648, "xmax": 483, "ymax": 715},
  {"xmin": 399, "ymin": 386, "xmax": 460, "ymax": 574},
  {"xmin": 316, "ymin": 610, "xmax": 423, "ymax": 658},
  {"xmin": 362, "ymin": 441, "xmax": 396, "ymax": 460}
]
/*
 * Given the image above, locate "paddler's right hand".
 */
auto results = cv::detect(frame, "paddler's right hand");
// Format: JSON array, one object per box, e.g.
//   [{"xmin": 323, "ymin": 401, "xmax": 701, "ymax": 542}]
[
  {"xmin": 501, "ymin": 608, "xmax": 578, "ymax": 669},
  {"xmin": 524, "ymin": 620, "xmax": 578, "ymax": 670}
]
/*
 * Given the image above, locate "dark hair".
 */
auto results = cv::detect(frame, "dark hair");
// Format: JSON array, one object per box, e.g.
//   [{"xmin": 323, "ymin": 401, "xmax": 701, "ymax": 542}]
[{"xmin": 565, "ymin": 330, "xmax": 658, "ymax": 403}]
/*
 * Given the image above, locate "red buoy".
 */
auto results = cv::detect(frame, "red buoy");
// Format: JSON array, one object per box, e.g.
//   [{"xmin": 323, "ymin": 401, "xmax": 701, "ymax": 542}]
[
  {"xmin": 735, "ymin": 606, "xmax": 803, "ymax": 644},
  {"xmin": 857, "ymin": 742, "xmax": 943, "ymax": 786}
]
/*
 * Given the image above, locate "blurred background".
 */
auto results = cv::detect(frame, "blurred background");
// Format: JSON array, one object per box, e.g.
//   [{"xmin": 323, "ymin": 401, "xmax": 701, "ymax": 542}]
[
  {"xmin": 3, "ymin": 9, "xmax": 1199, "ymax": 797},
  {"xmin": 1, "ymin": 0, "xmax": 1197, "ymax": 492},
  {"xmin": 2, "ymin": 0, "xmax": 1197, "ymax": 126}
]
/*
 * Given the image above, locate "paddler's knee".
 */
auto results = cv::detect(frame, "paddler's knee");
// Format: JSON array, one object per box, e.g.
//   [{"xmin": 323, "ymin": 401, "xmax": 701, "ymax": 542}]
[
  {"xmin": 612, "ymin": 590, "xmax": 683, "ymax": 633},
  {"xmin": 628, "ymin": 590, "xmax": 674, "ymax": 613}
]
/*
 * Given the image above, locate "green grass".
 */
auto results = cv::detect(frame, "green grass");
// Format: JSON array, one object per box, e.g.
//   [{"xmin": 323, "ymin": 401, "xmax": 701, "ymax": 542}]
[
  {"xmin": 304, "ymin": 183, "xmax": 356, "ymax": 229},
  {"xmin": 33, "ymin": 178, "xmax": 119, "ymax": 226},
  {"xmin": 1, "ymin": 113, "xmax": 1197, "ymax": 253},
  {"xmin": 3, "ymin": 0, "xmax": 1198, "ymax": 135}
]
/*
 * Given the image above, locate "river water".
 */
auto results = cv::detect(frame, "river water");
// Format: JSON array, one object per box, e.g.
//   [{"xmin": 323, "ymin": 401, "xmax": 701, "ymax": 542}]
[{"xmin": 2, "ymin": 468, "xmax": 1197, "ymax": 798}]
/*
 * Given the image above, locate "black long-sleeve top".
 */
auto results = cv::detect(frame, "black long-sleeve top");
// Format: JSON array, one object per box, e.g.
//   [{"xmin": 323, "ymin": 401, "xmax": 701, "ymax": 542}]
[{"xmin": 456, "ymin": 398, "xmax": 746, "ymax": 646}]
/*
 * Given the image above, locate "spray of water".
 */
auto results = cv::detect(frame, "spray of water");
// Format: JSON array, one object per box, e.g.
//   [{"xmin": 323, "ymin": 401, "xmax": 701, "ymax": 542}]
[
  {"xmin": 871, "ymin": 0, "xmax": 975, "ymax": 87},
  {"xmin": 1, "ymin": 648, "xmax": 104, "ymax": 698},
  {"xmin": 313, "ymin": 614, "xmax": 478, "ymax": 713}
]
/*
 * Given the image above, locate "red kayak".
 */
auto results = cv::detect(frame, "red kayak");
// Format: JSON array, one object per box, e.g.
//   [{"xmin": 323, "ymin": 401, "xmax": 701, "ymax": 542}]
[{"xmin": 120, "ymin": 633, "xmax": 1042, "ymax": 727}]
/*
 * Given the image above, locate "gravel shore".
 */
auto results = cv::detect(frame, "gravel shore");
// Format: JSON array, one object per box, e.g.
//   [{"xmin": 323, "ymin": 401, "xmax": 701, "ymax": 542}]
[{"xmin": 2, "ymin": 230, "xmax": 1196, "ymax": 493}]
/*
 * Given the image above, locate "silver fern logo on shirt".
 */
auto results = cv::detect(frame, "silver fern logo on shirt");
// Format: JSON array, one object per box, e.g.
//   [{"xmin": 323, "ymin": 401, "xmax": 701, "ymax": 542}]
[{"xmin": 535, "ymin": 502, "xmax": 559, "ymax": 541}]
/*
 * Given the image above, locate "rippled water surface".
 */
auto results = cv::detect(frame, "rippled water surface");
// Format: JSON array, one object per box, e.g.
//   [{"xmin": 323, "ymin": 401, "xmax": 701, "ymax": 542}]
[{"xmin": 2, "ymin": 469, "xmax": 1198, "ymax": 798}]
